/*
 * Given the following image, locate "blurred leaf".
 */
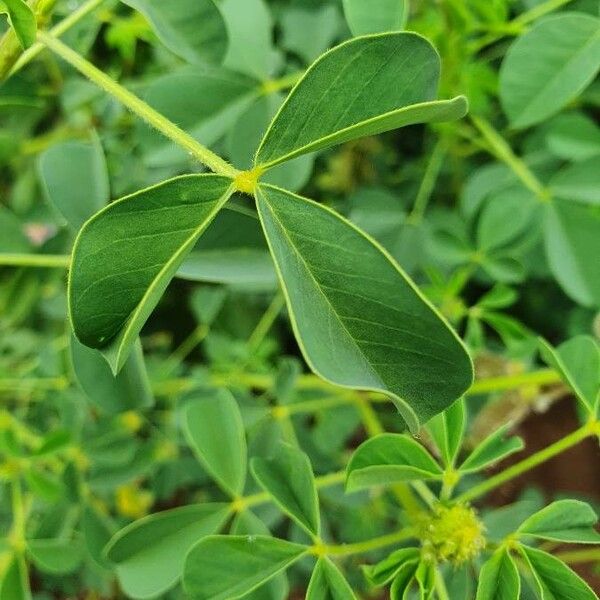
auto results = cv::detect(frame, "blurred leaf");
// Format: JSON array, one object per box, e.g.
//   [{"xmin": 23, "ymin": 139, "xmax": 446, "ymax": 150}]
[
  {"xmin": 184, "ymin": 390, "xmax": 247, "ymax": 496},
  {"xmin": 476, "ymin": 548, "xmax": 520, "ymax": 600},
  {"xmin": 0, "ymin": 554, "xmax": 30, "ymax": 600},
  {"xmin": 363, "ymin": 547, "xmax": 420, "ymax": 587},
  {"xmin": 26, "ymin": 538, "xmax": 83, "ymax": 574},
  {"xmin": 550, "ymin": 157, "xmax": 600, "ymax": 206},
  {"xmin": 183, "ymin": 535, "xmax": 308, "ymax": 600},
  {"xmin": 105, "ymin": 503, "xmax": 230, "ymax": 599},
  {"xmin": 343, "ymin": 0, "xmax": 407, "ymax": 35},
  {"xmin": 251, "ymin": 442, "xmax": 320, "ymax": 536},
  {"xmin": 0, "ymin": 0, "xmax": 36, "ymax": 48},
  {"xmin": 500, "ymin": 13, "xmax": 600, "ymax": 128},
  {"xmin": 119, "ymin": 0, "xmax": 227, "ymax": 64}
]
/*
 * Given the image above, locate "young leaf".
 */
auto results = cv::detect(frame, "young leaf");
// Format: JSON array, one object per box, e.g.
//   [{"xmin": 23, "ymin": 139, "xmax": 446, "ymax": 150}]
[
  {"xmin": 71, "ymin": 335, "xmax": 154, "ymax": 414},
  {"xmin": 119, "ymin": 0, "xmax": 227, "ymax": 65},
  {"xmin": 346, "ymin": 433, "xmax": 442, "ymax": 491},
  {"xmin": 68, "ymin": 175, "xmax": 234, "ymax": 373},
  {"xmin": 251, "ymin": 442, "xmax": 320, "ymax": 536},
  {"xmin": 256, "ymin": 185, "xmax": 473, "ymax": 432},
  {"xmin": 544, "ymin": 199, "xmax": 600, "ymax": 307},
  {"xmin": 539, "ymin": 336, "xmax": 600, "ymax": 415},
  {"xmin": 0, "ymin": 0, "xmax": 36, "ymax": 49},
  {"xmin": 499, "ymin": 13, "xmax": 600, "ymax": 128},
  {"xmin": 426, "ymin": 397, "xmax": 466, "ymax": 466},
  {"xmin": 363, "ymin": 547, "xmax": 420, "ymax": 587},
  {"xmin": 414, "ymin": 560, "xmax": 435, "ymax": 599},
  {"xmin": 183, "ymin": 390, "xmax": 247, "ymax": 497},
  {"xmin": 343, "ymin": 0, "xmax": 407, "ymax": 36},
  {"xmin": 104, "ymin": 503, "xmax": 230, "ymax": 599},
  {"xmin": 389, "ymin": 559, "xmax": 420, "ymax": 599},
  {"xmin": 459, "ymin": 424, "xmax": 524, "ymax": 473},
  {"xmin": 307, "ymin": 557, "xmax": 357, "ymax": 600},
  {"xmin": 183, "ymin": 535, "xmax": 308, "ymax": 600},
  {"xmin": 517, "ymin": 500, "xmax": 600, "ymax": 544},
  {"xmin": 0, "ymin": 554, "xmax": 30, "ymax": 600},
  {"xmin": 476, "ymin": 548, "xmax": 520, "ymax": 600},
  {"xmin": 254, "ymin": 33, "xmax": 467, "ymax": 169},
  {"xmin": 520, "ymin": 545, "xmax": 597, "ymax": 600},
  {"xmin": 38, "ymin": 138, "xmax": 109, "ymax": 230},
  {"xmin": 26, "ymin": 539, "xmax": 83, "ymax": 575}
]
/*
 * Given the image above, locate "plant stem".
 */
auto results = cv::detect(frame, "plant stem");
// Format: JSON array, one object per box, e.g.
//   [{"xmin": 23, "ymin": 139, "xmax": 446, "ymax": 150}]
[
  {"xmin": 37, "ymin": 31, "xmax": 238, "ymax": 178},
  {"xmin": 556, "ymin": 548, "xmax": 600, "ymax": 565},
  {"xmin": 470, "ymin": 116, "xmax": 551, "ymax": 202},
  {"xmin": 408, "ymin": 138, "xmax": 447, "ymax": 223},
  {"xmin": 468, "ymin": 369, "xmax": 561, "ymax": 394},
  {"xmin": 318, "ymin": 526, "xmax": 415, "ymax": 557},
  {"xmin": 0, "ymin": 253, "xmax": 71, "ymax": 268},
  {"xmin": 9, "ymin": 0, "xmax": 105, "ymax": 78},
  {"xmin": 456, "ymin": 421, "xmax": 598, "ymax": 503},
  {"xmin": 247, "ymin": 293, "xmax": 285, "ymax": 352},
  {"xmin": 261, "ymin": 71, "xmax": 303, "ymax": 95}
]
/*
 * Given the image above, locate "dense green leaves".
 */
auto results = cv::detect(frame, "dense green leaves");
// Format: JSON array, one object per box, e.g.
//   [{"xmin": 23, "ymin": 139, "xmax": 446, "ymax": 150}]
[
  {"xmin": 69, "ymin": 175, "xmax": 233, "ymax": 373},
  {"xmin": 71, "ymin": 336, "xmax": 154, "ymax": 414},
  {"xmin": 0, "ymin": 555, "xmax": 30, "ymax": 600},
  {"xmin": 307, "ymin": 558, "xmax": 357, "ymax": 600},
  {"xmin": 0, "ymin": 0, "xmax": 36, "ymax": 49},
  {"xmin": 105, "ymin": 503, "xmax": 230, "ymax": 599},
  {"xmin": 26, "ymin": 539, "xmax": 83, "ymax": 574},
  {"xmin": 517, "ymin": 500, "xmax": 600, "ymax": 544},
  {"xmin": 520, "ymin": 545, "xmax": 597, "ymax": 600},
  {"xmin": 500, "ymin": 13, "xmax": 600, "ymax": 128},
  {"xmin": 363, "ymin": 548, "xmax": 420, "ymax": 587},
  {"xmin": 183, "ymin": 536, "xmax": 308, "ymax": 600},
  {"xmin": 256, "ymin": 185, "xmax": 473, "ymax": 431},
  {"xmin": 255, "ymin": 33, "xmax": 467, "ymax": 168},
  {"xmin": 346, "ymin": 434, "xmax": 442, "ymax": 491},
  {"xmin": 183, "ymin": 390, "xmax": 247, "ymax": 497},
  {"xmin": 38, "ymin": 138, "xmax": 109, "ymax": 230},
  {"xmin": 426, "ymin": 398, "xmax": 466, "ymax": 466},
  {"xmin": 343, "ymin": 0, "xmax": 407, "ymax": 36},
  {"xmin": 251, "ymin": 443, "xmax": 320, "ymax": 536},
  {"xmin": 120, "ymin": 0, "xmax": 228, "ymax": 64},
  {"xmin": 476, "ymin": 549, "xmax": 520, "ymax": 600}
]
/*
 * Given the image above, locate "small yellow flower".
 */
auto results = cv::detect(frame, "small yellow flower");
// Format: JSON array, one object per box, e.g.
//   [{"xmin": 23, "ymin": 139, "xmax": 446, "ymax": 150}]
[
  {"xmin": 119, "ymin": 411, "xmax": 143, "ymax": 433},
  {"xmin": 116, "ymin": 483, "xmax": 153, "ymax": 519}
]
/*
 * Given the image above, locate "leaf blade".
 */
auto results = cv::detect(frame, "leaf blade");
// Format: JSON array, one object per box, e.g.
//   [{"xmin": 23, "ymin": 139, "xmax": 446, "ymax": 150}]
[{"xmin": 475, "ymin": 548, "xmax": 520, "ymax": 600}]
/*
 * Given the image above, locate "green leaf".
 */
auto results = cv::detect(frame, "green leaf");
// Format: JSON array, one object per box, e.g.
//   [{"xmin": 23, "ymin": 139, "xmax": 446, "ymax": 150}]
[
  {"xmin": 363, "ymin": 547, "xmax": 420, "ymax": 587},
  {"xmin": 539, "ymin": 336, "xmax": 600, "ymax": 414},
  {"xmin": 499, "ymin": 13, "xmax": 600, "ymax": 129},
  {"xmin": 307, "ymin": 557, "xmax": 357, "ymax": 600},
  {"xmin": 256, "ymin": 185, "xmax": 473, "ymax": 432},
  {"xmin": 68, "ymin": 174, "xmax": 234, "ymax": 373},
  {"xmin": 0, "ymin": 555, "xmax": 30, "ymax": 600},
  {"xmin": 105, "ymin": 503, "xmax": 230, "ymax": 599},
  {"xmin": 26, "ymin": 539, "xmax": 83, "ymax": 574},
  {"xmin": 183, "ymin": 535, "xmax": 308, "ymax": 600},
  {"xmin": 183, "ymin": 390, "xmax": 247, "ymax": 497},
  {"xmin": 119, "ymin": 0, "xmax": 227, "ymax": 64},
  {"xmin": 82, "ymin": 504, "xmax": 114, "ymax": 569},
  {"xmin": 544, "ymin": 199, "xmax": 600, "ymax": 307},
  {"xmin": 459, "ymin": 424, "xmax": 524, "ymax": 473},
  {"xmin": 38, "ymin": 138, "xmax": 109, "ymax": 230},
  {"xmin": 71, "ymin": 335, "xmax": 154, "ymax": 414},
  {"xmin": 476, "ymin": 548, "xmax": 520, "ymax": 600},
  {"xmin": 517, "ymin": 500, "xmax": 600, "ymax": 544},
  {"xmin": 426, "ymin": 398, "xmax": 466, "ymax": 467},
  {"xmin": 414, "ymin": 560, "xmax": 435, "ymax": 599},
  {"xmin": 550, "ymin": 157, "xmax": 600, "ymax": 205},
  {"xmin": 520, "ymin": 545, "xmax": 597, "ymax": 600},
  {"xmin": 0, "ymin": 0, "xmax": 36, "ymax": 49},
  {"xmin": 343, "ymin": 0, "xmax": 407, "ymax": 36},
  {"xmin": 219, "ymin": 0, "xmax": 273, "ymax": 79},
  {"xmin": 0, "ymin": 206, "xmax": 31, "ymax": 253},
  {"xmin": 255, "ymin": 33, "xmax": 467, "ymax": 169},
  {"xmin": 389, "ymin": 559, "xmax": 419, "ymax": 599},
  {"xmin": 346, "ymin": 433, "xmax": 442, "ymax": 491},
  {"xmin": 546, "ymin": 112, "xmax": 600, "ymax": 162},
  {"xmin": 251, "ymin": 442, "xmax": 320, "ymax": 536}
]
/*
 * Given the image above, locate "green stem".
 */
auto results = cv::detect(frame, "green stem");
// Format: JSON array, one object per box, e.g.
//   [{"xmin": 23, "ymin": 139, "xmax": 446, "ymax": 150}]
[
  {"xmin": 556, "ymin": 548, "xmax": 600, "ymax": 565},
  {"xmin": 318, "ymin": 526, "xmax": 415, "ymax": 557},
  {"xmin": 468, "ymin": 369, "xmax": 561, "ymax": 394},
  {"xmin": 261, "ymin": 71, "xmax": 303, "ymax": 95},
  {"xmin": 408, "ymin": 138, "xmax": 447, "ymax": 223},
  {"xmin": 0, "ymin": 253, "xmax": 71, "ymax": 268},
  {"xmin": 470, "ymin": 116, "xmax": 551, "ymax": 202},
  {"xmin": 38, "ymin": 31, "xmax": 238, "ymax": 178},
  {"xmin": 9, "ymin": 0, "xmax": 105, "ymax": 78},
  {"xmin": 247, "ymin": 293, "xmax": 285, "ymax": 352},
  {"xmin": 456, "ymin": 421, "xmax": 598, "ymax": 503}
]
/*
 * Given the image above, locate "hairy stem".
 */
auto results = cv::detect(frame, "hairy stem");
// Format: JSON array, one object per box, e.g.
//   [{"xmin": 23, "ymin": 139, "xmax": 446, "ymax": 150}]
[
  {"xmin": 456, "ymin": 420, "xmax": 598, "ymax": 503},
  {"xmin": 0, "ymin": 254, "xmax": 71, "ymax": 268},
  {"xmin": 38, "ymin": 31, "xmax": 238, "ymax": 178},
  {"xmin": 316, "ymin": 526, "xmax": 415, "ymax": 557}
]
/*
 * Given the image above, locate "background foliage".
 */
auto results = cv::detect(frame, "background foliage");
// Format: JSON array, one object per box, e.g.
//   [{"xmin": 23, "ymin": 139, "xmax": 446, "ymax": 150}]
[{"xmin": 0, "ymin": 0, "xmax": 599, "ymax": 599}]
